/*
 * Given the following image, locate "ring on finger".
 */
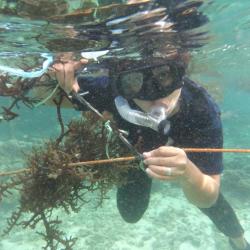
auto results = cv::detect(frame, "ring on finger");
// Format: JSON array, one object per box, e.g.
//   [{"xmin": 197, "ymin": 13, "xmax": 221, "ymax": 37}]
[{"xmin": 165, "ymin": 167, "xmax": 172, "ymax": 176}]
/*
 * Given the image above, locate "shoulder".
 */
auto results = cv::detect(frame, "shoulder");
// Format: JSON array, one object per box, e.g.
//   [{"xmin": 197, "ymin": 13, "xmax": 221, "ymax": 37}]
[
  {"xmin": 181, "ymin": 77, "xmax": 221, "ymax": 130},
  {"xmin": 183, "ymin": 77, "xmax": 219, "ymax": 109},
  {"xmin": 180, "ymin": 79, "xmax": 223, "ymax": 151},
  {"xmin": 171, "ymin": 78, "xmax": 223, "ymax": 148}
]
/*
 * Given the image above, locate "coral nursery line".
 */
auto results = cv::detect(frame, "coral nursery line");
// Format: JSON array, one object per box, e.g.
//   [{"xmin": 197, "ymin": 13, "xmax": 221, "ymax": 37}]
[
  {"xmin": 1, "ymin": 148, "xmax": 250, "ymax": 177},
  {"xmin": 65, "ymin": 147, "xmax": 250, "ymax": 166},
  {"xmin": 183, "ymin": 148, "xmax": 250, "ymax": 153}
]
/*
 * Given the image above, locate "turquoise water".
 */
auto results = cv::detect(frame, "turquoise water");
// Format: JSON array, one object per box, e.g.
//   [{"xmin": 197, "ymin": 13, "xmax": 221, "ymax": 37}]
[{"xmin": 0, "ymin": 1, "xmax": 250, "ymax": 250}]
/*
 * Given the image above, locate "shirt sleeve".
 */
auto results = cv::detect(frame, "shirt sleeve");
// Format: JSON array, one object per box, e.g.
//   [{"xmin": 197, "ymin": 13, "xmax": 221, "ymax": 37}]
[
  {"xmin": 71, "ymin": 75, "xmax": 113, "ymax": 113},
  {"xmin": 186, "ymin": 124, "xmax": 223, "ymax": 175},
  {"xmin": 177, "ymin": 78, "xmax": 224, "ymax": 175},
  {"xmin": 186, "ymin": 96, "xmax": 223, "ymax": 175}
]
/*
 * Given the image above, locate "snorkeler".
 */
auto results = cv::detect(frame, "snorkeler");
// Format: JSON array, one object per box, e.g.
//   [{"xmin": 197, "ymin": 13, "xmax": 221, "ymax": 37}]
[
  {"xmin": 33, "ymin": 1, "xmax": 249, "ymax": 249},
  {"xmin": 49, "ymin": 55, "xmax": 249, "ymax": 250}
]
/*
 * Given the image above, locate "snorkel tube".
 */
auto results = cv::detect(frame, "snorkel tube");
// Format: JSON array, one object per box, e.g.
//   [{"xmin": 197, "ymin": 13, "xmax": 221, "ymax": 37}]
[{"xmin": 114, "ymin": 95, "xmax": 170, "ymax": 135}]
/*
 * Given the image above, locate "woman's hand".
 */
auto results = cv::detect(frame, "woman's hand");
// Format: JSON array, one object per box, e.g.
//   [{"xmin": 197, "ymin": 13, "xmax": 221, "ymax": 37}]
[
  {"xmin": 144, "ymin": 146, "xmax": 220, "ymax": 207},
  {"xmin": 51, "ymin": 58, "xmax": 88, "ymax": 94},
  {"xmin": 143, "ymin": 146, "xmax": 190, "ymax": 182}
]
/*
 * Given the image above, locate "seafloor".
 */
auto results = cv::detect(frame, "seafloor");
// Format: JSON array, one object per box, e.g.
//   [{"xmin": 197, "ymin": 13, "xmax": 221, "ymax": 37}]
[{"xmin": 0, "ymin": 136, "xmax": 249, "ymax": 250}]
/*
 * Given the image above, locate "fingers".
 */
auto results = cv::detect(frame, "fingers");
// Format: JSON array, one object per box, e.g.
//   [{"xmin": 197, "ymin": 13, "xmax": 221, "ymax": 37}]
[
  {"xmin": 144, "ymin": 155, "xmax": 187, "ymax": 171},
  {"xmin": 46, "ymin": 57, "xmax": 89, "ymax": 94},
  {"xmin": 72, "ymin": 78, "xmax": 80, "ymax": 93},
  {"xmin": 143, "ymin": 156, "xmax": 177, "ymax": 167},
  {"xmin": 143, "ymin": 146, "xmax": 188, "ymax": 181},
  {"xmin": 72, "ymin": 58, "xmax": 88, "ymax": 70},
  {"xmin": 143, "ymin": 146, "xmax": 183, "ymax": 158},
  {"xmin": 51, "ymin": 58, "xmax": 88, "ymax": 74},
  {"xmin": 80, "ymin": 58, "xmax": 88, "ymax": 64},
  {"xmin": 145, "ymin": 167, "xmax": 176, "ymax": 181},
  {"xmin": 147, "ymin": 165, "xmax": 182, "ymax": 177},
  {"xmin": 53, "ymin": 63, "xmax": 66, "ymax": 88},
  {"xmin": 50, "ymin": 59, "xmax": 87, "ymax": 94}
]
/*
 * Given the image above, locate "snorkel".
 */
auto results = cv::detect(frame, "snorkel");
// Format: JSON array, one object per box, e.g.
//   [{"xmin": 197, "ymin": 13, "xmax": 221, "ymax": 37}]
[
  {"xmin": 114, "ymin": 87, "xmax": 181, "ymax": 135},
  {"xmin": 115, "ymin": 96, "xmax": 170, "ymax": 134}
]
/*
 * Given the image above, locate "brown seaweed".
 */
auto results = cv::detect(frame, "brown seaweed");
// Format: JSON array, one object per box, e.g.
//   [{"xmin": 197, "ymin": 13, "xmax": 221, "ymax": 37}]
[
  {"xmin": 0, "ymin": 71, "xmax": 58, "ymax": 122},
  {"xmin": 0, "ymin": 111, "xmax": 138, "ymax": 250}
]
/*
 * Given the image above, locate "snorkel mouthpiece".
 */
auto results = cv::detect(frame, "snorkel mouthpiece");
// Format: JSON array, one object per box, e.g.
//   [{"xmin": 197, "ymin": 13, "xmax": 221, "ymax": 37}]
[
  {"xmin": 114, "ymin": 96, "xmax": 170, "ymax": 135},
  {"xmin": 158, "ymin": 119, "xmax": 171, "ymax": 135},
  {"xmin": 149, "ymin": 106, "xmax": 171, "ymax": 135}
]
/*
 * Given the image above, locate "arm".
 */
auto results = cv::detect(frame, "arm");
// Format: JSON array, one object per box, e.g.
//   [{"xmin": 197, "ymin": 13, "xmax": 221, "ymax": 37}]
[
  {"xmin": 181, "ymin": 161, "xmax": 220, "ymax": 208},
  {"xmin": 143, "ymin": 146, "xmax": 220, "ymax": 208}
]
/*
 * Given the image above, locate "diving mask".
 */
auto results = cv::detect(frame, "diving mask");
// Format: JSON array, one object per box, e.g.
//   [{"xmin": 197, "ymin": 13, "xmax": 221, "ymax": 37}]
[{"xmin": 116, "ymin": 63, "xmax": 184, "ymax": 101}]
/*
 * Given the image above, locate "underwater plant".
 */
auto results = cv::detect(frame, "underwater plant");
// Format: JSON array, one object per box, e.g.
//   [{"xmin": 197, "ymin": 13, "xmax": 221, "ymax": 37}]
[
  {"xmin": 0, "ymin": 111, "xmax": 139, "ymax": 250},
  {"xmin": 0, "ymin": 74, "xmax": 41, "ymax": 121}
]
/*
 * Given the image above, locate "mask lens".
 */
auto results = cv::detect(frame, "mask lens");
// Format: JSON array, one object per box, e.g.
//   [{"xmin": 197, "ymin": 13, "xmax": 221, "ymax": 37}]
[
  {"xmin": 151, "ymin": 65, "xmax": 173, "ymax": 87},
  {"xmin": 119, "ymin": 72, "xmax": 143, "ymax": 98}
]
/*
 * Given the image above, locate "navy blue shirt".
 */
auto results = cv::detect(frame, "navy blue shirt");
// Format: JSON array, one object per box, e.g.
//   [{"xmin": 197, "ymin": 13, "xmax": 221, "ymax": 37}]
[{"xmin": 75, "ymin": 75, "xmax": 223, "ymax": 175}]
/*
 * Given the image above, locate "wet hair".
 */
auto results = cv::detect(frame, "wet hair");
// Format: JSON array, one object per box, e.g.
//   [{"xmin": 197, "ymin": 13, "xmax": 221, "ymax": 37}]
[
  {"xmin": 156, "ymin": 0, "xmax": 208, "ymax": 31},
  {"xmin": 106, "ymin": 0, "xmax": 208, "ymax": 99}
]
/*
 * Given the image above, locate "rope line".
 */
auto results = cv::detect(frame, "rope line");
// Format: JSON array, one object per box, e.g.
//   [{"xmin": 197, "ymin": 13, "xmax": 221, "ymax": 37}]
[{"xmin": 1, "ymin": 147, "xmax": 250, "ymax": 177}]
